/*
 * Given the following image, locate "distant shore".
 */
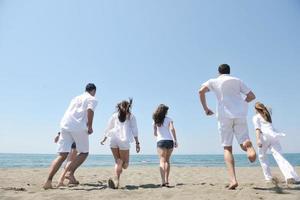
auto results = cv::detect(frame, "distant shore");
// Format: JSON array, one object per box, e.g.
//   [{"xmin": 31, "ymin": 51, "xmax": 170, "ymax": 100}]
[{"xmin": 1, "ymin": 153, "xmax": 300, "ymax": 168}]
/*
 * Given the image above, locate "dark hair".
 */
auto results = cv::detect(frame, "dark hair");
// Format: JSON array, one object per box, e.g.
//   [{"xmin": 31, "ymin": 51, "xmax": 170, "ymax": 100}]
[
  {"xmin": 117, "ymin": 98, "xmax": 133, "ymax": 123},
  {"xmin": 153, "ymin": 104, "xmax": 169, "ymax": 127},
  {"xmin": 255, "ymin": 102, "xmax": 272, "ymax": 123},
  {"xmin": 218, "ymin": 64, "xmax": 230, "ymax": 74},
  {"xmin": 85, "ymin": 83, "xmax": 96, "ymax": 92}
]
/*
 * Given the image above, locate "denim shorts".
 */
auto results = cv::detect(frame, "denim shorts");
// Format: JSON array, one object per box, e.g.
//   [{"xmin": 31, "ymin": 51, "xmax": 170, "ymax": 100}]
[{"xmin": 157, "ymin": 140, "xmax": 174, "ymax": 149}]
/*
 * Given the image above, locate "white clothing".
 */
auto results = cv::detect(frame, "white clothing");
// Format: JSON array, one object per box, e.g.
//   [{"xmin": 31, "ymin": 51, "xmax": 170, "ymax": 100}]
[
  {"xmin": 201, "ymin": 75, "xmax": 251, "ymax": 119},
  {"xmin": 218, "ymin": 118, "xmax": 250, "ymax": 146},
  {"xmin": 58, "ymin": 92, "xmax": 97, "ymax": 153},
  {"xmin": 60, "ymin": 92, "xmax": 98, "ymax": 132},
  {"xmin": 153, "ymin": 117, "xmax": 174, "ymax": 142},
  {"xmin": 57, "ymin": 129, "xmax": 89, "ymax": 153},
  {"xmin": 104, "ymin": 113, "xmax": 138, "ymax": 149},
  {"xmin": 110, "ymin": 137, "xmax": 131, "ymax": 150},
  {"xmin": 253, "ymin": 114, "xmax": 300, "ymax": 182}
]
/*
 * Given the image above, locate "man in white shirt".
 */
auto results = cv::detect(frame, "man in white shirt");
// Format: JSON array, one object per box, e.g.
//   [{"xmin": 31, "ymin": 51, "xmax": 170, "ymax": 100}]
[
  {"xmin": 43, "ymin": 83, "xmax": 98, "ymax": 189},
  {"xmin": 199, "ymin": 64, "xmax": 256, "ymax": 190}
]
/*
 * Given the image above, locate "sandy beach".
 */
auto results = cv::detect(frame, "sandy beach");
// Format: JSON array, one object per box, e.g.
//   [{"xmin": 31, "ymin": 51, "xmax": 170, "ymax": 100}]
[{"xmin": 0, "ymin": 166, "xmax": 299, "ymax": 200}]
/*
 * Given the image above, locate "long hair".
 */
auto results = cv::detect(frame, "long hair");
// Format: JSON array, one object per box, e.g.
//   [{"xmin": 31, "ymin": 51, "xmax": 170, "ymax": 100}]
[
  {"xmin": 117, "ymin": 98, "xmax": 133, "ymax": 123},
  {"xmin": 255, "ymin": 102, "xmax": 272, "ymax": 123},
  {"xmin": 153, "ymin": 104, "xmax": 169, "ymax": 127}
]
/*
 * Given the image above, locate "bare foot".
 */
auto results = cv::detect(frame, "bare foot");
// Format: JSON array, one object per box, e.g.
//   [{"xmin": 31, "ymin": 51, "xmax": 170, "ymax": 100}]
[
  {"xmin": 226, "ymin": 182, "xmax": 238, "ymax": 190},
  {"xmin": 42, "ymin": 180, "xmax": 53, "ymax": 190},
  {"xmin": 244, "ymin": 141, "xmax": 256, "ymax": 163},
  {"xmin": 65, "ymin": 174, "xmax": 79, "ymax": 185},
  {"xmin": 56, "ymin": 182, "xmax": 66, "ymax": 187}
]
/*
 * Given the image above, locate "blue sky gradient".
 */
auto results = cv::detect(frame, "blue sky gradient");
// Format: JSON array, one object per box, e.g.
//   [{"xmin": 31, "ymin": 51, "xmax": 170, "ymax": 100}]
[{"xmin": 0, "ymin": 0, "xmax": 300, "ymax": 154}]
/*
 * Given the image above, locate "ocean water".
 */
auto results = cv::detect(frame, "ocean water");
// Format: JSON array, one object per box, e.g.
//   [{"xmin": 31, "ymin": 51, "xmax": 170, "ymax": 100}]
[{"xmin": 0, "ymin": 153, "xmax": 299, "ymax": 168}]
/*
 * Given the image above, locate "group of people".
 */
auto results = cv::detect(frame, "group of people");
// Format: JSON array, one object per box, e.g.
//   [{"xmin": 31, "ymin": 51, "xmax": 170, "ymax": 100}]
[{"xmin": 43, "ymin": 64, "xmax": 300, "ymax": 190}]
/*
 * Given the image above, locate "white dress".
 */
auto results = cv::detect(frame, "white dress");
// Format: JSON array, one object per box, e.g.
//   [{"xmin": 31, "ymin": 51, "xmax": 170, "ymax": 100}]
[{"xmin": 253, "ymin": 114, "xmax": 300, "ymax": 182}]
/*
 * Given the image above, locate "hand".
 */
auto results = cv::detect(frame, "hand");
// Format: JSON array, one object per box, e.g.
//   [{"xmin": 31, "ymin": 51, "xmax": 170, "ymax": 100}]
[
  {"xmin": 204, "ymin": 108, "xmax": 214, "ymax": 116},
  {"xmin": 257, "ymin": 139, "xmax": 262, "ymax": 148},
  {"xmin": 136, "ymin": 143, "xmax": 141, "ymax": 153},
  {"xmin": 174, "ymin": 141, "xmax": 178, "ymax": 148},
  {"xmin": 54, "ymin": 135, "xmax": 59, "ymax": 143},
  {"xmin": 88, "ymin": 127, "xmax": 93, "ymax": 134}
]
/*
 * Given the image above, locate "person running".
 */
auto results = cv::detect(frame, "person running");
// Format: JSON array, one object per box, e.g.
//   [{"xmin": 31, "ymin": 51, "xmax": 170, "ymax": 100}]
[
  {"xmin": 43, "ymin": 83, "xmax": 98, "ymax": 189},
  {"xmin": 54, "ymin": 132, "xmax": 78, "ymax": 187},
  {"xmin": 153, "ymin": 104, "xmax": 178, "ymax": 187},
  {"xmin": 100, "ymin": 99, "xmax": 140, "ymax": 189},
  {"xmin": 199, "ymin": 64, "xmax": 256, "ymax": 189},
  {"xmin": 253, "ymin": 102, "xmax": 300, "ymax": 184}
]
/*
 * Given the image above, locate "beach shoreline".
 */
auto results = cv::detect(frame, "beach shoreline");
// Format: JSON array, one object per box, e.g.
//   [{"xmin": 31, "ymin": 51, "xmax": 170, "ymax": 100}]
[{"xmin": 1, "ymin": 166, "xmax": 299, "ymax": 200}]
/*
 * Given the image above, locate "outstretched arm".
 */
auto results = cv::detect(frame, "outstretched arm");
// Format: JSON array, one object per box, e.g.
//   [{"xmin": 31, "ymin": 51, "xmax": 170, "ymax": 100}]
[{"xmin": 199, "ymin": 86, "xmax": 214, "ymax": 116}]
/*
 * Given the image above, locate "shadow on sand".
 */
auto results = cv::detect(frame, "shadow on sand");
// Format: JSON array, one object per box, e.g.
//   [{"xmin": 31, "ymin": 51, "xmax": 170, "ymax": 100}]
[{"xmin": 253, "ymin": 185, "xmax": 300, "ymax": 194}]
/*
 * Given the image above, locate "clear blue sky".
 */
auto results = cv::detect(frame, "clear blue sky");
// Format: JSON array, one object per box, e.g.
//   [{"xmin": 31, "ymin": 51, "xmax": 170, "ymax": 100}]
[{"xmin": 1, "ymin": 0, "xmax": 300, "ymax": 154}]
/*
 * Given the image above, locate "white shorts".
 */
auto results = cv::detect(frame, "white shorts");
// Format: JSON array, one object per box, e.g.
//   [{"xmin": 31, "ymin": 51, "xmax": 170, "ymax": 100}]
[
  {"xmin": 57, "ymin": 129, "xmax": 89, "ymax": 153},
  {"xmin": 109, "ymin": 137, "xmax": 130, "ymax": 150},
  {"xmin": 218, "ymin": 118, "xmax": 250, "ymax": 147}
]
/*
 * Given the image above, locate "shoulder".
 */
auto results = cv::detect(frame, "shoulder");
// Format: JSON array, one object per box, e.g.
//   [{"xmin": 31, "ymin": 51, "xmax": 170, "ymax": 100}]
[
  {"xmin": 165, "ymin": 117, "xmax": 173, "ymax": 122},
  {"xmin": 252, "ymin": 114, "xmax": 261, "ymax": 122},
  {"xmin": 129, "ymin": 113, "xmax": 136, "ymax": 120},
  {"xmin": 111, "ymin": 113, "xmax": 118, "ymax": 119},
  {"xmin": 206, "ymin": 78, "xmax": 217, "ymax": 84},
  {"xmin": 202, "ymin": 78, "xmax": 217, "ymax": 90}
]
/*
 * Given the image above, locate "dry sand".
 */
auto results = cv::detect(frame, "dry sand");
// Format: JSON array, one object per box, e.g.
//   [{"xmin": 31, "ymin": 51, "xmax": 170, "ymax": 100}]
[{"xmin": 0, "ymin": 166, "xmax": 299, "ymax": 200}]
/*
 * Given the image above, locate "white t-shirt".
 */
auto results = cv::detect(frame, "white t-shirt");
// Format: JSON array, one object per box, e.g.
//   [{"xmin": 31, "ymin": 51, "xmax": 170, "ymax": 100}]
[
  {"xmin": 153, "ymin": 117, "xmax": 174, "ymax": 142},
  {"xmin": 252, "ymin": 114, "xmax": 285, "ymax": 137},
  {"xmin": 60, "ymin": 92, "xmax": 98, "ymax": 132},
  {"xmin": 104, "ymin": 113, "xmax": 138, "ymax": 143},
  {"xmin": 201, "ymin": 74, "xmax": 251, "ymax": 119}
]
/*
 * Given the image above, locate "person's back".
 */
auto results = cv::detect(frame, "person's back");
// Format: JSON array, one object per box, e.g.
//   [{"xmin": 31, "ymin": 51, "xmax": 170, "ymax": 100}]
[
  {"xmin": 155, "ymin": 117, "xmax": 173, "ymax": 142},
  {"xmin": 60, "ymin": 92, "xmax": 97, "ymax": 132},
  {"xmin": 109, "ymin": 112, "xmax": 138, "ymax": 142},
  {"xmin": 206, "ymin": 74, "xmax": 250, "ymax": 119}
]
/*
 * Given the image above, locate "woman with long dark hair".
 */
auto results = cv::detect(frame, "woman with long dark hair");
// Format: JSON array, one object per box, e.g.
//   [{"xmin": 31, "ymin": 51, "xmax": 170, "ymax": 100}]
[
  {"xmin": 253, "ymin": 102, "xmax": 300, "ymax": 184},
  {"xmin": 153, "ymin": 104, "xmax": 178, "ymax": 187},
  {"xmin": 100, "ymin": 99, "xmax": 140, "ymax": 189}
]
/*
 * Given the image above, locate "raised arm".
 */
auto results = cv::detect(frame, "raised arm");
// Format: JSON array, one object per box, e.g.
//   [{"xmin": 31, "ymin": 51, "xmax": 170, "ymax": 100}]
[{"xmin": 199, "ymin": 86, "xmax": 214, "ymax": 116}]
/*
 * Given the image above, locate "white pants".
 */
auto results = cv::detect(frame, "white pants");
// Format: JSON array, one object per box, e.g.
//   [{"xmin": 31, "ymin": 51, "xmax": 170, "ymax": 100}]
[{"xmin": 258, "ymin": 134, "xmax": 300, "ymax": 182}]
